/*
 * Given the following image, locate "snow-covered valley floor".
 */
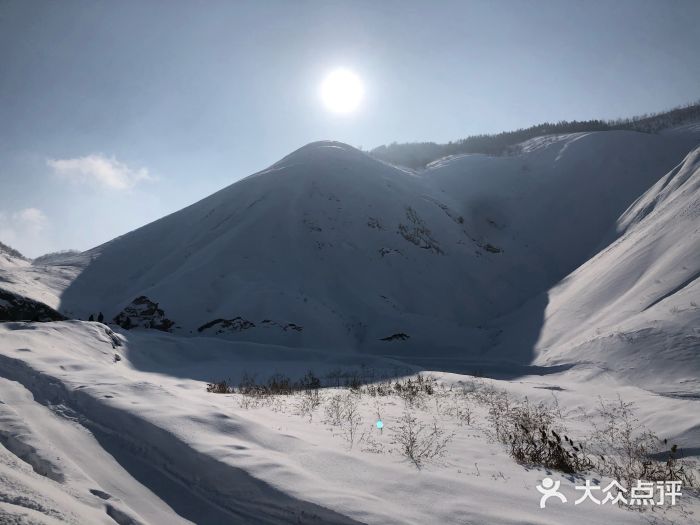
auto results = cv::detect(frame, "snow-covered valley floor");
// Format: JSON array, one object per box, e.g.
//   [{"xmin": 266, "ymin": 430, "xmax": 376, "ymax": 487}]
[{"xmin": 0, "ymin": 321, "xmax": 697, "ymax": 525}]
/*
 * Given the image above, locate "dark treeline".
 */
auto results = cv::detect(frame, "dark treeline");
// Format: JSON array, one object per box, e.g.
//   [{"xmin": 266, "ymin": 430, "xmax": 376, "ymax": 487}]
[{"xmin": 371, "ymin": 101, "xmax": 700, "ymax": 169}]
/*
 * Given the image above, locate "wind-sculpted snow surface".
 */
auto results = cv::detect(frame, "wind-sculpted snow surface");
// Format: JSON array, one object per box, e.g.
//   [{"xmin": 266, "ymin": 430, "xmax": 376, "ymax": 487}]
[
  {"xmin": 0, "ymin": 322, "xmax": 372, "ymax": 524},
  {"xmin": 0, "ymin": 321, "xmax": 698, "ymax": 524}
]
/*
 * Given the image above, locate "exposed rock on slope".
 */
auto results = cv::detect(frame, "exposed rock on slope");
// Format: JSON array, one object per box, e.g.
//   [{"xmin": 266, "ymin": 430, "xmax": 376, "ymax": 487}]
[
  {"xmin": 113, "ymin": 296, "xmax": 175, "ymax": 331},
  {"xmin": 0, "ymin": 289, "xmax": 67, "ymax": 322},
  {"xmin": 198, "ymin": 317, "xmax": 255, "ymax": 333}
]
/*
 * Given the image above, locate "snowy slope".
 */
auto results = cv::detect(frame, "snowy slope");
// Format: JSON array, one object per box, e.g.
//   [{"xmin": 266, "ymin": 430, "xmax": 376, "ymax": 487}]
[
  {"xmin": 495, "ymin": 145, "xmax": 700, "ymax": 390},
  {"xmin": 426, "ymin": 130, "xmax": 699, "ymax": 286},
  {"xmin": 1, "ymin": 320, "xmax": 698, "ymax": 525},
  {"xmin": 0, "ymin": 249, "xmax": 89, "ymax": 311}
]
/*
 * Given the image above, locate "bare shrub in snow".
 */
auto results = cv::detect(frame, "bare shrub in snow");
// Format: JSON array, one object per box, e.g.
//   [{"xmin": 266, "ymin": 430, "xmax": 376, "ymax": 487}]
[
  {"xmin": 361, "ymin": 374, "xmax": 438, "ymax": 409},
  {"xmin": 323, "ymin": 392, "xmax": 363, "ymax": 448},
  {"xmin": 391, "ymin": 410, "xmax": 453, "ymax": 468},
  {"xmin": 590, "ymin": 396, "xmax": 697, "ymax": 491},
  {"xmin": 206, "ymin": 380, "xmax": 233, "ymax": 394},
  {"xmin": 299, "ymin": 370, "xmax": 322, "ymax": 391},
  {"xmin": 504, "ymin": 398, "xmax": 593, "ymax": 474},
  {"xmin": 324, "ymin": 393, "xmax": 347, "ymax": 427},
  {"xmin": 440, "ymin": 395, "xmax": 472, "ymax": 426},
  {"xmin": 295, "ymin": 389, "xmax": 322, "ymax": 422},
  {"xmin": 474, "ymin": 385, "xmax": 592, "ymax": 474},
  {"xmin": 480, "ymin": 386, "xmax": 513, "ymax": 442},
  {"xmin": 361, "ymin": 402, "xmax": 386, "ymax": 454},
  {"xmin": 395, "ymin": 374, "xmax": 435, "ymax": 399},
  {"xmin": 342, "ymin": 395, "xmax": 363, "ymax": 449},
  {"xmin": 238, "ymin": 394, "xmax": 256, "ymax": 410},
  {"xmin": 222, "ymin": 370, "xmax": 324, "ymax": 398},
  {"xmin": 265, "ymin": 372, "xmax": 294, "ymax": 395},
  {"xmin": 478, "ymin": 387, "xmax": 698, "ymax": 485},
  {"xmin": 360, "ymin": 430, "xmax": 385, "ymax": 454},
  {"xmin": 362, "ymin": 381, "xmax": 394, "ymax": 397},
  {"xmin": 238, "ymin": 371, "xmax": 263, "ymax": 396}
]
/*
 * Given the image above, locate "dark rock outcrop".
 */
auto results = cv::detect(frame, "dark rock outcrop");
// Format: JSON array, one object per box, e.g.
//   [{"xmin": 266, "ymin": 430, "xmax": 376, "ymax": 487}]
[
  {"xmin": 380, "ymin": 332, "xmax": 410, "ymax": 342},
  {"xmin": 197, "ymin": 317, "xmax": 255, "ymax": 334},
  {"xmin": 113, "ymin": 296, "xmax": 174, "ymax": 331},
  {"xmin": 0, "ymin": 289, "xmax": 67, "ymax": 322}
]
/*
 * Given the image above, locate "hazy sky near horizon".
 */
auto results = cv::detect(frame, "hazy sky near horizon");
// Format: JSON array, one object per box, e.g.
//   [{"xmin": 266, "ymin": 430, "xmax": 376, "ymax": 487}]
[{"xmin": 1, "ymin": 0, "xmax": 699, "ymax": 257}]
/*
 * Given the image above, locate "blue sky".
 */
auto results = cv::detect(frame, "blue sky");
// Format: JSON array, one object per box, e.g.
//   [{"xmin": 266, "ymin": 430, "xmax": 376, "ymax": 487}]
[{"xmin": 1, "ymin": 0, "xmax": 699, "ymax": 257}]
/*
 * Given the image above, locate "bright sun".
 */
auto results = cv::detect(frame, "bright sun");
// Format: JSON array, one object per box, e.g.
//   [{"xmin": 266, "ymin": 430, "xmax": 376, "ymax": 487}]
[{"xmin": 320, "ymin": 68, "xmax": 364, "ymax": 114}]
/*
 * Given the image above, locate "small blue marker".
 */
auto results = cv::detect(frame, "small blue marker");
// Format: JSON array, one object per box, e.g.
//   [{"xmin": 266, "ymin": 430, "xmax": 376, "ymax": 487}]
[{"xmin": 376, "ymin": 419, "xmax": 384, "ymax": 429}]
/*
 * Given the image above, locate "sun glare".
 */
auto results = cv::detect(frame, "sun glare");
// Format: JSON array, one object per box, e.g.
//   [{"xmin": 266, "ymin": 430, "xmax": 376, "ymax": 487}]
[{"xmin": 320, "ymin": 68, "xmax": 364, "ymax": 114}]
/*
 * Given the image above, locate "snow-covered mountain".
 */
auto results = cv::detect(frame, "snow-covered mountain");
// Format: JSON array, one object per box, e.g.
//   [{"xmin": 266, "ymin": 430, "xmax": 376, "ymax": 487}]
[
  {"xmin": 1, "ymin": 127, "xmax": 698, "ymax": 381},
  {"xmin": 49, "ymin": 130, "xmax": 699, "ymax": 364}
]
